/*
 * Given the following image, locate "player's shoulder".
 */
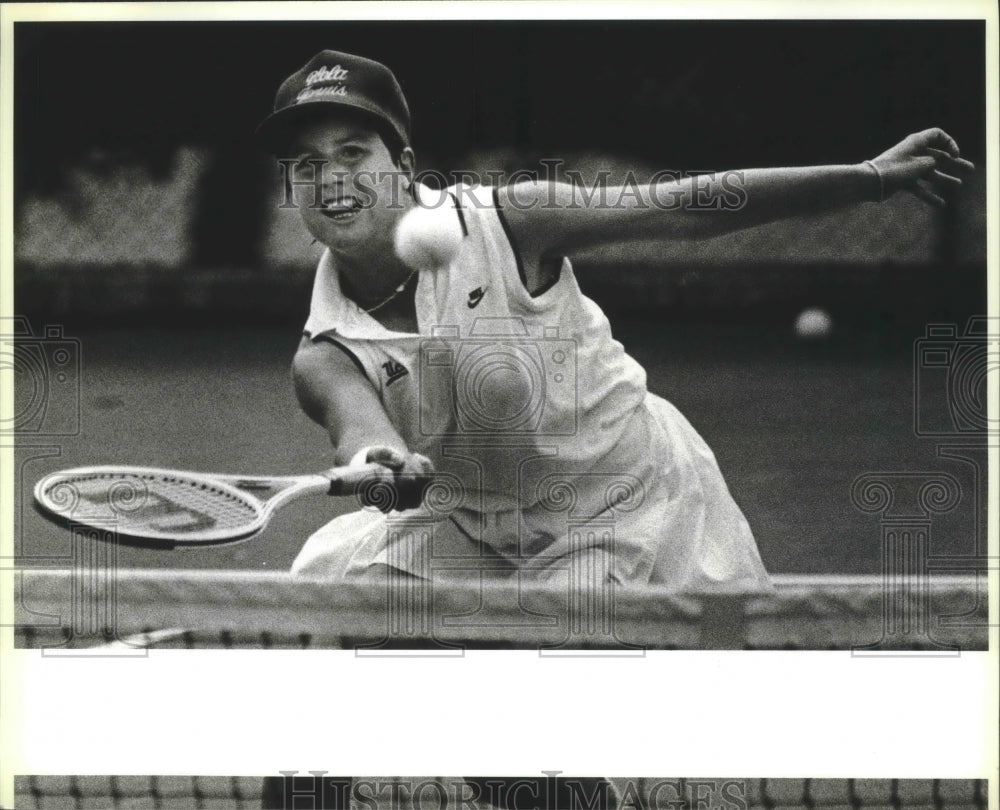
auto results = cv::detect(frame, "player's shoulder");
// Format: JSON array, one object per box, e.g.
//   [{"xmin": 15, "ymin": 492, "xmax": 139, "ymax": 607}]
[
  {"xmin": 410, "ymin": 181, "xmax": 484, "ymax": 225},
  {"xmin": 293, "ymin": 331, "xmax": 365, "ymax": 381},
  {"xmin": 445, "ymin": 182, "xmax": 495, "ymax": 208}
]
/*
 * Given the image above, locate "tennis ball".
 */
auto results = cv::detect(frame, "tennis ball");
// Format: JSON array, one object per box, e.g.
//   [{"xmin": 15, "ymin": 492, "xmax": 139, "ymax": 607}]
[
  {"xmin": 794, "ymin": 307, "xmax": 833, "ymax": 339},
  {"xmin": 393, "ymin": 203, "xmax": 464, "ymax": 270}
]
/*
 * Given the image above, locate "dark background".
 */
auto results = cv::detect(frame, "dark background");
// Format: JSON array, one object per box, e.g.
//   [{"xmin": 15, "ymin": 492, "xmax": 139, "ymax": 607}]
[
  {"xmin": 14, "ymin": 21, "xmax": 986, "ymax": 171},
  {"xmin": 14, "ymin": 20, "xmax": 986, "ymax": 279}
]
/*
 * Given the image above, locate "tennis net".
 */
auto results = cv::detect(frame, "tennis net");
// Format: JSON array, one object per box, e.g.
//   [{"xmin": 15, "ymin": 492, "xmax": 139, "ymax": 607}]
[
  {"xmin": 12, "ymin": 776, "xmax": 990, "ymax": 810},
  {"xmin": 12, "ymin": 569, "xmax": 987, "ymax": 651}
]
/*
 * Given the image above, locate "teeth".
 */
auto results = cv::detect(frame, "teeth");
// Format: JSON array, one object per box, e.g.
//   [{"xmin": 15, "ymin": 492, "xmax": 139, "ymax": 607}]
[
  {"xmin": 320, "ymin": 197, "xmax": 361, "ymax": 221},
  {"xmin": 324, "ymin": 197, "xmax": 358, "ymax": 211}
]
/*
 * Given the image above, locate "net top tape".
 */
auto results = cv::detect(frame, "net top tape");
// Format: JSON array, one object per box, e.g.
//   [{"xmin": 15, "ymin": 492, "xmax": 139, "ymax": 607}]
[{"xmin": 13, "ymin": 571, "xmax": 987, "ymax": 650}]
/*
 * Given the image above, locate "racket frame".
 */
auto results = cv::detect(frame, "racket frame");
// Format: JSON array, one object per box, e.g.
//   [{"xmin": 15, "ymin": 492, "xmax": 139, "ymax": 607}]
[{"xmin": 33, "ymin": 464, "xmax": 382, "ymax": 546}]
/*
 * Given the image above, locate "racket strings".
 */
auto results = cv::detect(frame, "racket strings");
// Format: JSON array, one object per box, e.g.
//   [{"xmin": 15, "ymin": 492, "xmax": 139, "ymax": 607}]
[{"xmin": 40, "ymin": 471, "xmax": 262, "ymax": 534}]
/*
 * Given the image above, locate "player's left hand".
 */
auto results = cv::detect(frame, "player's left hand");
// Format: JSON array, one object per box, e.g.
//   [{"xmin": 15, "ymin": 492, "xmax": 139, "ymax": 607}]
[{"xmin": 869, "ymin": 128, "xmax": 975, "ymax": 206}]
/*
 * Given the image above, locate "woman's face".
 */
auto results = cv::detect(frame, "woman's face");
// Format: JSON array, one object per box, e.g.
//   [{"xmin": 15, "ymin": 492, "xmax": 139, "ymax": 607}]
[{"xmin": 284, "ymin": 114, "xmax": 413, "ymax": 251}]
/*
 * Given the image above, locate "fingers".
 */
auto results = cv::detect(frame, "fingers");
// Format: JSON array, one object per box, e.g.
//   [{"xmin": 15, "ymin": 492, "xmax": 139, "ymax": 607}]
[
  {"xmin": 392, "ymin": 453, "xmax": 434, "ymax": 511},
  {"xmin": 366, "ymin": 445, "xmax": 407, "ymax": 471},
  {"xmin": 915, "ymin": 127, "xmax": 961, "ymax": 157},
  {"xmin": 910, "ymin": 155, "xmax": 938, "ymax": 175},
  {"xmin": 355, "ymin": 446, "xmax": 434, "ymax": 512},
  {"xmin": 916, "ymin": 150, "xmax": 972, "ymax": 205},
  {"xmin": 925, "ymin": 147, "xmax": 976, "ymax": 174},
  {"xmin": 930, "ymin": 169, "xmax": 963, "ymax": 189},
  {"xmin": 884, "ymin": 133, "xmax": 975, "ymax": 207}
]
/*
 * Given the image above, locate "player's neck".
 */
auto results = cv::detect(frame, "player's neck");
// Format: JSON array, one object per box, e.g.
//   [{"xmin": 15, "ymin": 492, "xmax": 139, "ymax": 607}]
[
  {"xmin": 333, "ymin": 194, "xmax": 417, "ymax": 307},
  {"xmin": 338, "ymin": 249, "xmax": 418, "ymax": 332},
  {"xmin": 338, "ymin": 253, "xmax": 414, "ymax": 308},
  {"xmin": 335, "ymin": 247, "xmax": 415, "ymax": 318}
]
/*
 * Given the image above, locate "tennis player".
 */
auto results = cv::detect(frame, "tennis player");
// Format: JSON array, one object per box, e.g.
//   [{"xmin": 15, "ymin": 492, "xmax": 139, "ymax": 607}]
[{"xmin": 256, "ymin": 50, "xmax": 972, "ymax": 589}]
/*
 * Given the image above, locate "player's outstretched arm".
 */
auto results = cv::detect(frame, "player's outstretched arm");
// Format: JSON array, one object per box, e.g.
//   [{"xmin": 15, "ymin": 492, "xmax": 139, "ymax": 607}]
[
  {"xmin": 292, "ymin": 336, "xmax": 432, "ymax": 511},
  {"xmin": 499, "ymin": 128, "xmax": 974, "ymax": 257}
]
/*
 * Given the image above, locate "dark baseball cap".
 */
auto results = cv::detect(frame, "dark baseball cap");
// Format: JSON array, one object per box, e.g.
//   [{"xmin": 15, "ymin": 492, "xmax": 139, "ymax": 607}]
[{"xmin": 256, "ymin": 50, "xmax": 411, "ymax": 154}]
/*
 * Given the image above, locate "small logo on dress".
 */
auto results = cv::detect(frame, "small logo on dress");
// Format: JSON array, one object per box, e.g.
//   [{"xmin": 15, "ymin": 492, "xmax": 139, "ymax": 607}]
[
  {"xmin": 382, "ymin": 359, "xmax": 409, "ymax": 386},
  {"xmin": 467, "ymin": 287, "xmax": 486, "ymax": 309}
]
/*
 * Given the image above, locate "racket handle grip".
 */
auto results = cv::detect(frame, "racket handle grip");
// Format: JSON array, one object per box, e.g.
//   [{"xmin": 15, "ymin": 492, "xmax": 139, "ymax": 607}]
[{"xmin": 323, "ymin": 463, "xmax": 390, "ymax": 496}]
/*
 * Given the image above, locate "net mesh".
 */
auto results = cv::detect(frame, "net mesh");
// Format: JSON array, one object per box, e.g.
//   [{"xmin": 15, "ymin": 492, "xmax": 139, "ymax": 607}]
[
  {"xmin": 13, "ymin": 569, "xmax": 987, "ymax": 651},
  {"xmin": 12, "ymin": 777, "xmax": 989, "ymax": 810}
]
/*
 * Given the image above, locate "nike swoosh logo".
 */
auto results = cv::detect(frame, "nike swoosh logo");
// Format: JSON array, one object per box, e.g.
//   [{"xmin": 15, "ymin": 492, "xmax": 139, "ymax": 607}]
[{"xmin": 467, "ymin": 287, "xmax": 486, "ymax": 308}]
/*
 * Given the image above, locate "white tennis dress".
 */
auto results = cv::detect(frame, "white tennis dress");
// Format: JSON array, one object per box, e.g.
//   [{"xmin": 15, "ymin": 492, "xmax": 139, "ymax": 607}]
[{"xmin": 291, "ymin": 184, "xmax": 770, "ymax": 590}]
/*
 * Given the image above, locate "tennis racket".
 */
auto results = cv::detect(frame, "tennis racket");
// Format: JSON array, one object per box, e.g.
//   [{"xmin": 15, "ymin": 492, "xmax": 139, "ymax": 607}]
[{"xmin": 33, "ymin": 463, "xmax": 391, "ymax": 546}]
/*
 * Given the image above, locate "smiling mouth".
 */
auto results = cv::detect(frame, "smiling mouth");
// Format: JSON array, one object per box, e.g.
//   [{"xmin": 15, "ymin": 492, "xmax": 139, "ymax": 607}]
[{"xmin": 319, "ymin": 196, "xmax": 363, "ymax": 221}]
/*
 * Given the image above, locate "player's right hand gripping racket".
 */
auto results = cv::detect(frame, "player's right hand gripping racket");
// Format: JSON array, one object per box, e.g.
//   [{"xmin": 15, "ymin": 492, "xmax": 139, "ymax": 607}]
[{"xmin": 33, "ymin": 464, "xmax": 390, "ymax": 546}]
